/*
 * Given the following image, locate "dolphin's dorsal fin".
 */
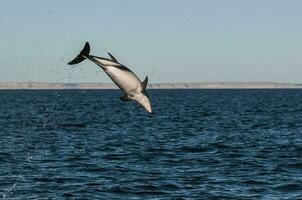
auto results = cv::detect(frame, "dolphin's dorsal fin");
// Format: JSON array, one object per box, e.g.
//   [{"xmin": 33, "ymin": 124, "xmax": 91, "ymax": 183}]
[
  {"xmin": 141, "ymin": 76, "xmax": 148, "ymax": 91},
  {"xmin": 107, "ymin": 52, "xmax": 118, "ymax": 63}
]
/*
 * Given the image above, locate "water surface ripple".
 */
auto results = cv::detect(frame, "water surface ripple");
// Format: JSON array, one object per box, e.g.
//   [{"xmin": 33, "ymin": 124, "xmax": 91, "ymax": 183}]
[{"xmin": 0, "ymin": 89, "xmax": 301, "ymax": 199}]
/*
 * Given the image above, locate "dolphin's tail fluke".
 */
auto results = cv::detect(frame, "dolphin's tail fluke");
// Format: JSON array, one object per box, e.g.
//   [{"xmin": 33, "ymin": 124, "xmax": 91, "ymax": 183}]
[{"xmin": 68, "ymin": 42, "xmax": 90, "ymax": 65}]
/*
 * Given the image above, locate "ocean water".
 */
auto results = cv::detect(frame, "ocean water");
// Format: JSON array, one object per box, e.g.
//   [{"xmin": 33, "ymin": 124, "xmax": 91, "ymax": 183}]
[{"xmin": 0, "ymin": 89, "xmax": 301, "ymax": 199}]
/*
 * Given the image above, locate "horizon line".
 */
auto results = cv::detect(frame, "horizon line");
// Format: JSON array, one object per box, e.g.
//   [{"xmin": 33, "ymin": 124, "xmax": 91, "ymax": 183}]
[
  {"xmin": 1, "ymin": 82, "xmax": 302, "ymax": 90},
  {"xmin": 1, "ymin": 81, "xmax": 302, "ymax": 84}
]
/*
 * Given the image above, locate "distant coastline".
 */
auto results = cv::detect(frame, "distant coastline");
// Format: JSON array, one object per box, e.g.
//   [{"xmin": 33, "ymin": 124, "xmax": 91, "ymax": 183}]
[{"xmin": 0, "ymin": 82, "xmax": 302, "ymax": 89}]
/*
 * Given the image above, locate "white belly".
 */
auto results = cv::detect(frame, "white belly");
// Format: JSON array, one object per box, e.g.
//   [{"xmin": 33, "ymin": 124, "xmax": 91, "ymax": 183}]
[{"xmin": 105, "ymin": 66, "xmax": 141, "ymax": 93}]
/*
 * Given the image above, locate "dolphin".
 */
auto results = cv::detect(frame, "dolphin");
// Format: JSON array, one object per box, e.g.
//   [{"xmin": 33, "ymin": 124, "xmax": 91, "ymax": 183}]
[{"xmin": 68, "ymin": 42, "xmax": 153, "ymax": 114}]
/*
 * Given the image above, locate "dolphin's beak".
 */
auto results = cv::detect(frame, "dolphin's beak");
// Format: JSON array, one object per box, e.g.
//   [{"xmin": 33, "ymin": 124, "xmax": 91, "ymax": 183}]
[{"xmin": 133, "ymin": 93, "xmax": 152, "ymax": 114}]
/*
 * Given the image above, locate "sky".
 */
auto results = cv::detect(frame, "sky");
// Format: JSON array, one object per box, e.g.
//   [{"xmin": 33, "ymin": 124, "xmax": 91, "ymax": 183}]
[{"xmin": 0, "ymin": 0, "xmax": 302, "ymax": 83}]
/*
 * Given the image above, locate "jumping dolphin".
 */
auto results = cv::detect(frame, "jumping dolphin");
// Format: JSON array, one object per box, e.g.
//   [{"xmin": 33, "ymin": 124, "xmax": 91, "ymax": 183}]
[{"xmin": 68, "ymin": 42, "xmax": 153, "ymax": 114}]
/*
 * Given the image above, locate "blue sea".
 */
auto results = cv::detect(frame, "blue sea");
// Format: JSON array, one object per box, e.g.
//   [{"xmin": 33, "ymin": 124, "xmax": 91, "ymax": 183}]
[{"xmin": 0, "ymin": 89, "xmax": 301, "ymax": 199}]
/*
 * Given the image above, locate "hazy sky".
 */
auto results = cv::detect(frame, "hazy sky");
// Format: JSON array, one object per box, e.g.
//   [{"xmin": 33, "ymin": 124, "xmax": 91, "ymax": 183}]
[{"xmin": 1, "ymin": 0, "xmax": 302, "ymax": 83}]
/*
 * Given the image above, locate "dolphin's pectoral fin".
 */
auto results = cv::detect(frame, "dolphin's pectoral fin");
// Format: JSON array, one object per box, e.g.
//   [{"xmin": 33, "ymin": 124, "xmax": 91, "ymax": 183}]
[
  {"xmin": 120, "ymin": 94, "xmax": 130, "ymax": 101},
  {"xmin": 140, "ymin": 76, "xmax": 148, "ymax": 92},
  {"xmin": 107, "ymin": 52, "xmax": 118, "ymax": 63},
  {"xmin": 144, "ymin": 91, "xmax": 150, "ymax": 98}
]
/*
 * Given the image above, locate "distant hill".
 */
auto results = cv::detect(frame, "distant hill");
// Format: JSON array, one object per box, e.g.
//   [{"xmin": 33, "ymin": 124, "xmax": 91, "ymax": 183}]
[{"xmin": 0, "ymin": 82, "xmax": 302, "ymax": 89}]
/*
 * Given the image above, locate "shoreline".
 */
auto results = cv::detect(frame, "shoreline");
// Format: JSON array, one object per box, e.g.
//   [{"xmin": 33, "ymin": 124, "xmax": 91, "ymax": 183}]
[{"xmin": 0, "ymin": 82, "xmax": 302, "ymax": 89}]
